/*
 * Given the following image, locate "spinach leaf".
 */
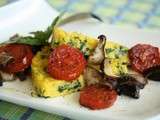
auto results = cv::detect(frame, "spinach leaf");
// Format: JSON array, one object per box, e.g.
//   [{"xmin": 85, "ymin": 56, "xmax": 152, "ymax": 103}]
[
  {"xmin": 7, "ymin": 35, "xmax": 46, "ymax": 46},
  {"xmin": 2, "ymin": 13, "xmax": 64, "ymax": 46}
]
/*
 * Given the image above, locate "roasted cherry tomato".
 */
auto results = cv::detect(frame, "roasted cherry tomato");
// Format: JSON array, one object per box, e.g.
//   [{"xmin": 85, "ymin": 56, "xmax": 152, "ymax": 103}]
[
  {"xmin": 129, "ymin": 44, "xmax": 160, "ymax": 73},
  {"xmin": 79, "ymin": 84, "xmax": 117, "ymax": 110},
  {"xmin": 0, "ymin": 44, "xmax": 33, "ymax": 73},
  {"xmin": 48, "ymin": 44, "xmax": 86, "ymax": 81}
]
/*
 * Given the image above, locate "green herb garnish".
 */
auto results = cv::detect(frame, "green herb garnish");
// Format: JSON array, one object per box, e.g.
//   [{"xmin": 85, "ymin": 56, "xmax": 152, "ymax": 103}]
[
  {"xmin": 58, "ymin": 81, "xmax": 81, "ymax": 93},
  {"xmin": 1, "ymin": 12, "xmax": 102, "ymax": 47},
  {"xmin": 105, "ymin": 48, "xmax": 114, "ymax": 54}
]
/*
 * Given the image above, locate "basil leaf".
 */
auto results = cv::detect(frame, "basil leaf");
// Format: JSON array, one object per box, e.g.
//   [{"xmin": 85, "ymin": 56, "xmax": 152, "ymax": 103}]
[
  {"xmin": 51, "ymin": 12, "xmax": 65, "ymax": 28},
  {"xmin": 34, "ymin": 12, "xmax": 65, "ymax": 44},
  {"xmin": 2, "ymin": 12, "xmax": 65, "ymax": 46},
  {"xmin": 2, "ymin": 12, "xmax": 102, "ymax": 46},
  {"xmin": 9, "ymin": 35, "xmax": 46, "ymax": 46}
]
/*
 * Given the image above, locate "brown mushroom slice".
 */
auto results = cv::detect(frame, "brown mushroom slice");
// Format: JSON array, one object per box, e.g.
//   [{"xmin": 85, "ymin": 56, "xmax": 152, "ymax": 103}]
[
  {"xmin": 88, "ymin": 35, "xmax": 106, "ymax": 65},
  {"xmin": 103, "ymin": 59, "xmax": 113, "ymax": 76},
  {"xmin": 0, "ymin": 71, "xmax": 16, "ymax": 82},
  {"xmin": 0, "ymin": 71, "xmax": 17, "ymax": 87},
  {"xmin": 103, "ymin": 58, "xmax": 129, "ymax": 77},
  {"xmin": 83, "ymin": 66, "xmax": 103, "ymax": 86},
  {"xmin": 116, "ymin": 72, "xmax": 147, "ymax": 99},
  {"xmin": 100, "ymin": 75, "xmax": 118, "ymax": 89},
  {"xmin": 143, "ymin": 66, "xmax": 160, "ymax": 81},
  {"xmin": 128, "ymin": 70, "xmax": 148, "ymax": 87}
]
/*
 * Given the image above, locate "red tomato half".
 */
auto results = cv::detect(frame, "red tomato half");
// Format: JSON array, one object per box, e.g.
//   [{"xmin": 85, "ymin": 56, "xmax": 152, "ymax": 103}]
[
  {"xmin": 129, "ymin": 44, "xmax": 160, "ymax": 73},
  {"xmin": 79, "ymin": 84, "xmax": 117, "ymax": 110},
  {"xmin": 0, "ymin": 44, "xmax": 33, "ymax": 73},
  {"xmin": 48, "ymin": 44, "xmax": 86, "ymax": 81}
]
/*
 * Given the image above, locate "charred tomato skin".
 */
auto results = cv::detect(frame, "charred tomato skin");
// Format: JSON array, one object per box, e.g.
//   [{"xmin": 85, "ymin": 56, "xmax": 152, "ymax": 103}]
[
  {"xmin": 0, "ymin": 44, "xmax": 33, "ymax": 73},
  {"xmin": 129, "ymin": 44, "xmax": 160, "ymax": 73},
  {"xmin": 48, "ymin": 44, "xmax": 86, "ymax": 81},
  {"xmin": 79, "ymin": 84, "xmax": 117, "ymax": 110}
]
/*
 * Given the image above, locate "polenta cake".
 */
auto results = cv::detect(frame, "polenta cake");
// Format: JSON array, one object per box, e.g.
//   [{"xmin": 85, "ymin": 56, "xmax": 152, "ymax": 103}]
[
  {"xmin": 31, "ymin": 28, "xmax": 98, "ymax": 97},
  {"xmin": 31, "ymin": 47, "xmax": 85, "ymax": 97},
  {"xmin": 52, "ymin": 28, "xmax": 98, "ymax": 57}
]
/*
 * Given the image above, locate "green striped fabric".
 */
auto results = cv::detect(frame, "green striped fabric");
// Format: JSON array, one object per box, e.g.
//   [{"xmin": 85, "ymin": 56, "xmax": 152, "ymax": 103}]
[
  {"xmin": 0, "ymin": 101, "xmax": 67, "ymax": 120},
  {"xmin": 47, "ymin": 0, "xmax": 160, "ymax": 29}
]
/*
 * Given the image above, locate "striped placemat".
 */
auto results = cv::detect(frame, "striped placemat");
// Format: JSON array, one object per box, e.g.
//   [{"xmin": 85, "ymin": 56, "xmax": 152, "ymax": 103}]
[
  {"xmin": 0, "ymin": 100, "xmax": 68, "ymax": 120},
  {"xmin": 47, "ymin": 0, "xmax": 160, "ymax": 29}
]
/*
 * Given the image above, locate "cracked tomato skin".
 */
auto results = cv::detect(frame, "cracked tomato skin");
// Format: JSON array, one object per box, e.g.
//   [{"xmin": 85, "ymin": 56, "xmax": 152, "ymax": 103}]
[
  {"xmin": 0, "ymin": 44, "xmax": 33, "ymax": 73},
  {"xmin": 79, "ymin": 84, "xmax": 117, "ymax": 110},
  {"xmin": 129, "ymin": 44, "xmax": 160, "ymax": 73},
  {"xmin": 48, "ymin": 44, "xmax": 86, "ymax": 81}
]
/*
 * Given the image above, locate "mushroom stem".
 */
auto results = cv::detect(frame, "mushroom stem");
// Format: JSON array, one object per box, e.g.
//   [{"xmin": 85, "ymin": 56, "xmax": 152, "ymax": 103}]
[{"xmin": 88, "ymin": 35, "xmax": 106, "ymax": 65}]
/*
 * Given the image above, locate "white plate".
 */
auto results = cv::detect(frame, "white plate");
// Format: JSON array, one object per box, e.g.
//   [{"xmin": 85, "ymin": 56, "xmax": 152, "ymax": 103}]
[
  {"xmin": 0, "ymin": 20, "xmax": 160, "ymax": 120},
  {"xmin": 0, "ymin": 1, "xmax": 160, "ymax": 120},
  {"xmin": 0, "ymin": 0, "xmax": 58, "ymax": 40}
]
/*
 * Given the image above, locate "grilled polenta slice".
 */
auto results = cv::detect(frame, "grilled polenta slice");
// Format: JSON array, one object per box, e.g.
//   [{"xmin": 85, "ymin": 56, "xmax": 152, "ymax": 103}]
[
  {"xmin": 104, "ymin": 41, "xmax": 129, "ymax": 76},
  {"xmin": 32, "ymin": 28, "xmax": 99, "ymax": 98},
  {"xmin": 31, "ymin": 47, "xmax": 85, "ymax": 98},
  {"xmin": 52, "ymin": 28, "xmax": 98, "ymax": 57}
]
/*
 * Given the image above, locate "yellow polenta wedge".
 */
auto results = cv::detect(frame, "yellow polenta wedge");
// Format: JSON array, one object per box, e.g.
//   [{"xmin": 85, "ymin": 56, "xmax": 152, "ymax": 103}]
[
  {"xmin": 52, "ymin": 28, "xmax": 98, "ymax": 57},
  {"xmin": 31, "ymin": 28, "xmax": 98, "ymax": 97},
  {"xmin": 104, "ymin": 41, "xmax": 129, "ymax": 76},
  {"xmin": 31, "ymin": 47, "xmax": 85, "ymax": 98}
]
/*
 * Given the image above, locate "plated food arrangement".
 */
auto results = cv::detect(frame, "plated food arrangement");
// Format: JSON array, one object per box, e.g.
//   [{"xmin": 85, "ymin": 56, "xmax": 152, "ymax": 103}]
[{"xmin": 0, "ymin": 13, "xmax": 160, "ymax": 110}]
